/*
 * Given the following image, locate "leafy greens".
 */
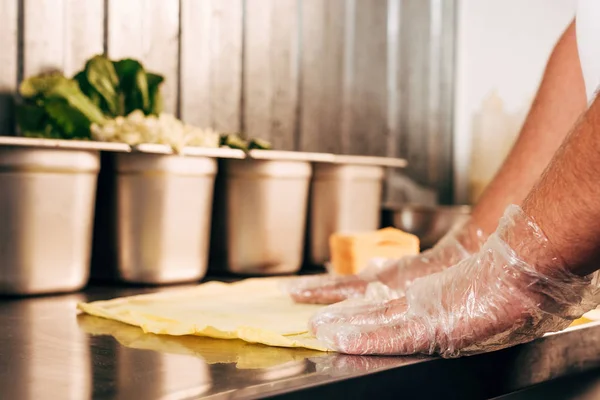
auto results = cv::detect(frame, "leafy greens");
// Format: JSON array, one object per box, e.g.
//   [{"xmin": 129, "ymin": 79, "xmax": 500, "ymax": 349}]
[
  {"xmin": 15, "ymin": 54, "xmax": 272, "ymax": 151},
  {"xmin": 18, "ymin": 72, "xmax": 107, "ymax": 139},
  {"xmin": 17, "ymin": 55, "xmax": 165, "ymax": 139}
]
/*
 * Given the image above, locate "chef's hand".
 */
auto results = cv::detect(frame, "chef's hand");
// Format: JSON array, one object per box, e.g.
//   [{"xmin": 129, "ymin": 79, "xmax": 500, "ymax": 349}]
[
  {"xmin": 286, "ymin": 221, "xmax": 486, "ymax": 305},
  {"xmin": 310, "ymin": 205, "xmax": 600, "ymax": 358}
]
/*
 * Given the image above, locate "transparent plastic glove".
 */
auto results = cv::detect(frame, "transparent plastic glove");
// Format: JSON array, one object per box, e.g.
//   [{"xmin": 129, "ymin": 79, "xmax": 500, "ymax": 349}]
[
  {"xmin": 311, "ymin": 205, "xmax": 600, "ymax": 358},
  {"xmin": 286, "ymin": 221, "xmax": 486, "ymax": 305}
]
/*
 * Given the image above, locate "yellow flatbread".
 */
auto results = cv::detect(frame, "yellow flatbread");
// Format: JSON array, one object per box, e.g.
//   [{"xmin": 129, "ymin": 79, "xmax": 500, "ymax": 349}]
[{"xmin": 77, "ymin": 277, "xmax": 330, "ymax": 352}]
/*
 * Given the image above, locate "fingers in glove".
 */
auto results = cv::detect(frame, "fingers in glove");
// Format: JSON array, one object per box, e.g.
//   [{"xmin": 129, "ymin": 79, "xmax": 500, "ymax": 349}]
[
  {"xmin": 309, "ymin": 297, "xmax": 407, "ymax": 334},
  {"xmin": 284, "ymin": 274, "xmax": 369, "ymax": 304},
  {"xmin": 315, "ymin": 316, "xmax": 431, "ymax": 356},
  {"xmin": 313, "ymin": 205, "xmax": 600, "ymax": 358}
]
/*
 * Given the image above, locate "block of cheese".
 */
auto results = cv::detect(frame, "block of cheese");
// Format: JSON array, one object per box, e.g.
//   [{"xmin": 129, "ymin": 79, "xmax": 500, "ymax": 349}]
[
  {"xmin": 569, "ymin": 317, "xmax": 593, "ymax": 327},
  {"xmin": 329, "ymin": 227, "xmax": 420, "ymax": 275}
]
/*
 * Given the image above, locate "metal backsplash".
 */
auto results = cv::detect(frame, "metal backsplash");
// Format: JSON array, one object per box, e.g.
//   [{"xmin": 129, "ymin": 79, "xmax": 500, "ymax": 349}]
[{"xmin": 0, "ymin": 0, "xmax": 456, "ymax": 203}]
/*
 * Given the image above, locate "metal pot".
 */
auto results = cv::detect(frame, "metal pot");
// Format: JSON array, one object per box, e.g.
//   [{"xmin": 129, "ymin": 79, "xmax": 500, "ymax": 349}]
[{"xmin": 382, "ymin": 204, "xmax": 471, "ymax": 249}]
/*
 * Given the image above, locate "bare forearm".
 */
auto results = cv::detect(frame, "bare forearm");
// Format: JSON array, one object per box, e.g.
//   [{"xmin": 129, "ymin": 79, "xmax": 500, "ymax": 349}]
[
  {"xmin": 523, "ymin": 94, "xmax": 600, "ymax": 276},
  {"xmin": 470, "ymin": 20, "xmax": 586, "ymax": 234}
]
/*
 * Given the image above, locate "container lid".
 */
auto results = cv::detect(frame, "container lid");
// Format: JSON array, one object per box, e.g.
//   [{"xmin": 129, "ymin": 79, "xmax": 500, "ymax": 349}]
[
  {"xmin": 225, "ymin": 157, "xmax": 312, "ymax": 178},
  {"xmin": 133, "ymin": 143, "xmax": 246, "ymax": 159},
  {"xmin": 328, "ymin": 154, "xmax": 407, "ymax": 168},
  {"xmin": 0, "ymin": 136, "xmax": 131, "ymax": 152},
  {"xmin": 115, "ymin": 152, "xmax": 217, "ymax": 175},
  {"xmin": 248, "ymin": 149, "xmax": 407, "ymax": 168},
  {"xmin": 247, "ymin": 149, "xmax": 334, "ymax": 162}
]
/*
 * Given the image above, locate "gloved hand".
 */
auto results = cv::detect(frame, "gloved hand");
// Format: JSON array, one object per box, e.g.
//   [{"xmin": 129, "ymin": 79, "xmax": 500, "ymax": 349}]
[
  {"xmin": 310, "ymin": 205, "xmax": 600, "ymax": 358},
  {"xmin": 286, "ymin": 220, "xmax": 486, "ymax": 304}
]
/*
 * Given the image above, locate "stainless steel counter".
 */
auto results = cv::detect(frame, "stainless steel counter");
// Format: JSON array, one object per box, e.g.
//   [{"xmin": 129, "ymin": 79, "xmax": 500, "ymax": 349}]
[{"xmin": 2, "ymin": 284, "xmax": 600, "ymax": 400}]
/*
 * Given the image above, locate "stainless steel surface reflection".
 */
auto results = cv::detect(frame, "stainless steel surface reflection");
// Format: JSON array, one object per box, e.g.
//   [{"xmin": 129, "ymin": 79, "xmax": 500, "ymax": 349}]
[
  {"xmin": 113, "ymin": 345, "xmax": 212, "ymax": 399},
  {"xmin": 0, "ymin": 294, "xmax": 92, "ymax": 399},
  {"xmin": 3, "ymin": 286, "xmax": 600, "ymax": 399}
]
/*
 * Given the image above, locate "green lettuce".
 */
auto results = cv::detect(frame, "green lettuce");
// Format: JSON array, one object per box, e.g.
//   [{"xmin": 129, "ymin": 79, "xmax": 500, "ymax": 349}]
[{"xmin": 17, "ymin": 72, "xmax": 107, "ymax": 139}]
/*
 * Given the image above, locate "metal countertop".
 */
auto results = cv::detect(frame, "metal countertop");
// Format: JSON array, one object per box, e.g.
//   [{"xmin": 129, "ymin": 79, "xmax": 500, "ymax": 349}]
[{"xmin": 2, "ymin": 283, "xmax": 600, "ymax": 400}]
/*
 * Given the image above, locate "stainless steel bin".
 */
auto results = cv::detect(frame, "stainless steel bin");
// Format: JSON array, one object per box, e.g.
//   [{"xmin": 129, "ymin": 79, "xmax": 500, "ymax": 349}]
[
  {"xmin": 212, "ymin": 152, "xmax": 313, "ymax": 275},
  {"xmin": 114, "ymin": 152, "xmax": 218, "ymax": 284},
  {"xmin": 0, "ymin": 138, "xmax": 108, "ymax": 295},
  {"xmin": 308, "ymin": 155, "xmax": 408, "ymax": 266}
]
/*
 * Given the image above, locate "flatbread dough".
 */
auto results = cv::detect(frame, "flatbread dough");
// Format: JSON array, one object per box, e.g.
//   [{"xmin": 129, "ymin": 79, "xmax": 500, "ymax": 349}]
[{"xmin": 77, "ymin": 277, "xmax": 330, "ymax": 351}]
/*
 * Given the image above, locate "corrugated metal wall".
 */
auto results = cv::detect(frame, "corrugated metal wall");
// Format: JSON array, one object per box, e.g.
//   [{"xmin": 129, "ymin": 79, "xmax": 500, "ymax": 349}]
[{"xmin": 0, "ymin": 0, "xmax": 456, "ymax": 203}]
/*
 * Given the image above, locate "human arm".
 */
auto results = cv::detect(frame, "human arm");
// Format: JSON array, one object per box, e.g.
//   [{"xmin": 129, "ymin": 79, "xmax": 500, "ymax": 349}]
[
  {"xmin": 287, "ymin": 20, "xmax": 586, "ymax": 305},
  {"xmin": 310, "ymin": 89, "xmax": 600, "ymax": 357},
  {"xmin": 523, "ymin": 90, "xmax": 600, "ymax": 276},
  {"xmin": 469, "ymin": 19, "xmax": 586, "ymax": 233}
]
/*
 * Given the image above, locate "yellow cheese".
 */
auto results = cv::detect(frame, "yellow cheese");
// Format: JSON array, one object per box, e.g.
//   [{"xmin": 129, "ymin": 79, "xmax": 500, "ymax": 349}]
[
  {"xmin": 329, "ymin": 227, "xmax": 420, "ymax": 275},
  {"xmin": 569, "ymin": 317, "xmax": 593, "ymax": 327}
]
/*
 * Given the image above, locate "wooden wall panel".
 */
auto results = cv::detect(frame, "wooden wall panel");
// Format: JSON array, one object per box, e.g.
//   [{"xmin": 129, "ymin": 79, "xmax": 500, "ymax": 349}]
[
  {"xmin": 23, "ymin": 0, "xmax": 65, "ymax": 77},
  {"xmin": 180, "ymin": 0, "xmax": 243, "ymax": 131},
  {"xmin": 398, "ymin": 0, "xmax": 431, "ymax": 186},
  {"xmin": 107, "ymin": 0, "xmax": 180, "ymax": 114},
  {"xmin": 208, "ymin": 0, "xmax": 243, "ymax": 132},
  {"xmin": 141, "ymin": 0, "xmax": 179, "ymax": 115},
  {"xmin": 341, "ymin": 0, "xmax": 388, "ymax": 156},
  {"xmin": 386, "ymin": 0, "xmax": 401, "ymax": 159},
  {"xmin": 180, "ymin": 0, "xmax": 212, "ymax": 128},
  {"xmin": 23, "ymin": 0, "xmax": 104, "ymax": 76},
  {"xmin": 106, "ymin": 0, "xmax": 143, "ymax": 59},
  {"xmin": 0, "ymin": 0, "xmax": 18, "ymax": 135},
  {"xmin": 391, "ymin": 0, "xmax": 456, "ymax": 204},
  {"xmin": 244, "ymin": 0, "xmax": 299, "ymax": 150},
  {"xmin": 298, "ymin": 0, "xmax": 347, "ymax": 153},
  {"xmin": 436, "ymin": 0, "xmax": 457, "ymax": 204},
  {"xmin": 63, "ymin": 0, "xmax": 104, "ymax": 76}
]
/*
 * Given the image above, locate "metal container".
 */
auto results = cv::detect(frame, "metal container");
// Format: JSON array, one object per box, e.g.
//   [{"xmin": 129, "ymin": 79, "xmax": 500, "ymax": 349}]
[
  {"xmin": 383, "ymin": 204, "xmax": 472, "ymax": 249},
  {"xmin": 211, "ymin": 153, "xmax": 313, "ymax": 275},
  {"xmin": 90, "ymin": 145, "xmax": 245, "ymax": 284},
  {"xmin": 113, "ymin": 152, "xmax": 218, "ymax": 284},
  {"xmin": 309, "ymin": 164, "xmax": 384, "ymax": 265},
  {"xmin": 308, "ymin": 155, "xmax": 408, "ymax": 266},
  {"xmin": 0, "ymin": 137, "xmax": 120, "ymax": 295}
]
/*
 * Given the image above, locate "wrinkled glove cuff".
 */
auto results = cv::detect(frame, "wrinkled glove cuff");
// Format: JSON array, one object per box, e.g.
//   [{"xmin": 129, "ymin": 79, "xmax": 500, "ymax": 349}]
[{"xmin": 406, "ymin": 204, "xmax": 600, "ymax": 358}]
